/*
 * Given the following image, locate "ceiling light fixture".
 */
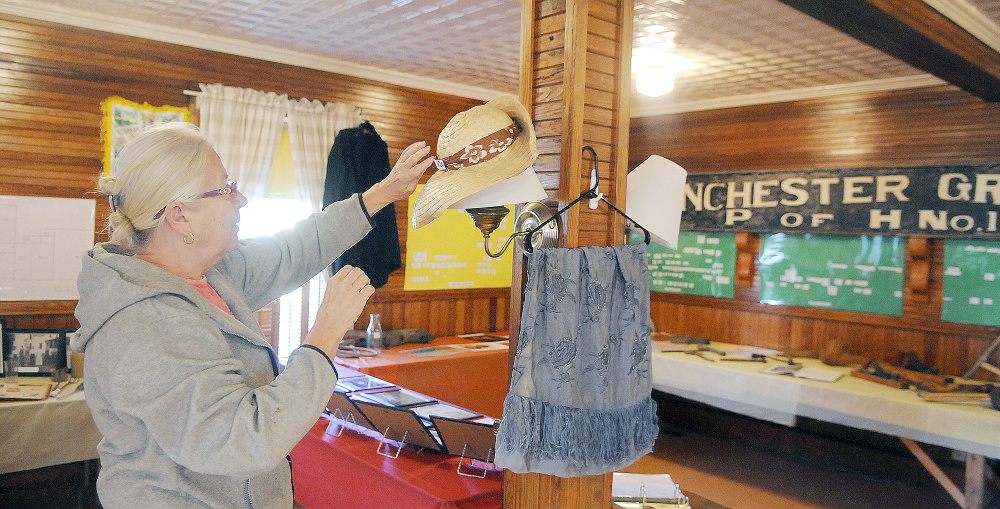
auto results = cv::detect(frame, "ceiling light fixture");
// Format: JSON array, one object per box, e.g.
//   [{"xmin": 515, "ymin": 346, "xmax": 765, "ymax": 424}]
[
  {"xmin": 631, "ymin": 39, "xmax": 700, "ymax": 98},
  {"xmin": 636, "ymin": 65, "xmax": 676, "ymax": 97}
]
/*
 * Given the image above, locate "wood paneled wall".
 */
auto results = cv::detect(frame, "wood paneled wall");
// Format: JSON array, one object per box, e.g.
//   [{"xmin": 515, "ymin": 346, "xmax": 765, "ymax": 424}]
[
  {"xmin": 629, "ymin": 85, "xmax": 1000, "ymax": 379},
  {"xmin": 0, "ymin": 13, "xmax": 508, "ymax": 336}
]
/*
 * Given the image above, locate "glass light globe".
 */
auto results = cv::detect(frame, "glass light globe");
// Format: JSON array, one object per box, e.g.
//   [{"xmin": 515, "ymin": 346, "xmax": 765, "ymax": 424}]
[{"xmin": 636, "ymin": 67, "xmax": 675, "ymax": 97}]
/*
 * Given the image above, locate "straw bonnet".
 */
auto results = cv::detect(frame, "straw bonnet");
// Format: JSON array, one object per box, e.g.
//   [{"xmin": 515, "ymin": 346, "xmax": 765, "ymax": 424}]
[{"xmin": 411, "ymin": 95, "xmax": 538, "ymax": 228}]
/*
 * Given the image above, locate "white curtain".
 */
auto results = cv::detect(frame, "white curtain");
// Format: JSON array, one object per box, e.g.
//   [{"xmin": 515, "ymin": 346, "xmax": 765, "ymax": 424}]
[
  {"xmin": 196, "ymin": 83, "xmax": 288, "ymax": 202},
  {"xmin": 286, "ymin": 98, "xmax": 363, "ymax": 212}
]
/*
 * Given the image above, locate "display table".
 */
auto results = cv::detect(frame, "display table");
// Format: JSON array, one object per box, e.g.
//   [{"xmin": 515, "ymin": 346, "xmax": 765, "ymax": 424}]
[
  {"xmin": 334, "ymin": 335, "xmax": 509, "ymax": 418},
  {"xmin": 651, "ymin": 342, "xmax": 999, "ymax": 509},
  {"xmin": 291, "ymin": 415, "xmax": 502, "ymax": 509},
  {"xmin": 0, "ymin": 387, "xmax": 100, "ymax": 474}
]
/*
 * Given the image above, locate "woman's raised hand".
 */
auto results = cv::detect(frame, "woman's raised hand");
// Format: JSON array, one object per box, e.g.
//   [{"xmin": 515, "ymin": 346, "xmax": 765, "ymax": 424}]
[
  {"xmin": 303, "ymin": 265, "xmax": 375, "ymax": 357},
  {"xmin": 362, "ymin": 141, "xmax": 434, "ymax": 213}
]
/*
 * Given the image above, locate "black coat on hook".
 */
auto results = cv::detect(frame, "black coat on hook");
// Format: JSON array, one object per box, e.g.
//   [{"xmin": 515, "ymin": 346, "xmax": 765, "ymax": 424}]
[{"xmin": 323, "ymin": 121, "xmax": 401, "ymax": 288}]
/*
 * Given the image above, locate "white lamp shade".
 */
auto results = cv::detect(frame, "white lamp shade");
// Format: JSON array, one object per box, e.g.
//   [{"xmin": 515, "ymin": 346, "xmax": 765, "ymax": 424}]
[
  {"xmin": 626, "ymin": 155, "xmax": 688, "ymax": 249},
  {"xmin": 449, "ymin": 167, "xmax": 547, "ymax": 209}
]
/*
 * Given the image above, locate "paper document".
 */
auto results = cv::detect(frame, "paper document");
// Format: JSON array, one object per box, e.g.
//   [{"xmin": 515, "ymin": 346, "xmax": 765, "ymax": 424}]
[
  {"xmin": 612, "ymin": 472, "xmax": 682, "ymax": 499},
  {"xmin": 792, "ymin": 366, "xmax": 844, "ymax": 382},
  {"xmin": 762, "ymin": 363, "xmax": 844, "ymax": 382}
]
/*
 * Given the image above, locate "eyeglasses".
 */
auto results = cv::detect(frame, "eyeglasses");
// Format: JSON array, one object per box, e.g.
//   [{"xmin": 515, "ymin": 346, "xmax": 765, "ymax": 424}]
[{"xmin": 153, "ymin": 179, "xmax": 238, "ymax": 219}]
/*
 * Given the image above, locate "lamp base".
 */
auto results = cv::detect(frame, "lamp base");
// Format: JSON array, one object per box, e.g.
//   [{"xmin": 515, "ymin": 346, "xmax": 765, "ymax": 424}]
[{"xmin": 514, "ymin": 202, "xmax": 558, "ymax": 252}]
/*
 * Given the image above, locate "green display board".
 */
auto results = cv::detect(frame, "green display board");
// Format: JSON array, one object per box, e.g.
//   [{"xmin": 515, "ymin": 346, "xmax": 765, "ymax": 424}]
[
  {"xmin": 942, "ymin": 239, "xmax": 1000, "ymax": 327},
  {"xmin": 630, "ymin": 230, "xmax": 736, "ymax": 298},
  {"xmin": 758, "ymin": 233, "xmax": 905, "ymax": 315}
]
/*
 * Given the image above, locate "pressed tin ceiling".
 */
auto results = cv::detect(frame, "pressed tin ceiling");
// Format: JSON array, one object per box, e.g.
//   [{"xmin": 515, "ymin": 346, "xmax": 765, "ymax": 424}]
[{"xmin": 3, "ymin": 0, "xmax": 1000, "ymax": 115}]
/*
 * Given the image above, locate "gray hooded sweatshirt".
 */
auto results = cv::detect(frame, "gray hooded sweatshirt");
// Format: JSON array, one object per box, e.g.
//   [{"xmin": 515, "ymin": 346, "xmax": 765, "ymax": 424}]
[{"xmin": 72, "ymin": 195, "xmax": 373, "ymax": 509}]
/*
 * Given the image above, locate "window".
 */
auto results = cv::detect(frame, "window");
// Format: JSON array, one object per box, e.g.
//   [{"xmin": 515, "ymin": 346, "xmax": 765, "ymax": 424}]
[{"xmin": 239, "ymin": 126, "xmax": 325, "ymax": 365}]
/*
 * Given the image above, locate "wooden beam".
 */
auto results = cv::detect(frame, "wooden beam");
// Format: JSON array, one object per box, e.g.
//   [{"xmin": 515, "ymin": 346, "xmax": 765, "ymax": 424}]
[
  {"xmin": 900, "ymin": 437, "xmax": 966, "ymax": 508},
  {"xmin": 776, "ymin": 0, "xmax": 1000, "ymax": 101}
]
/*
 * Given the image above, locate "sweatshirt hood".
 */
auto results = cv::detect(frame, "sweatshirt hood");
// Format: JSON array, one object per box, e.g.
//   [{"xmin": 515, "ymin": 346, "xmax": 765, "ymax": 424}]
[{"xmin": 73, "ymin": 243, "xmax": 203, "ymax": 352}]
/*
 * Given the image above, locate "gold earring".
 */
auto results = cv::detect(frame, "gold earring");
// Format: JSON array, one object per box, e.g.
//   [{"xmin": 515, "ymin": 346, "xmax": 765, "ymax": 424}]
[{"xmin": 183, "ymin": 232, "xmax": 195, "ymax": 244}]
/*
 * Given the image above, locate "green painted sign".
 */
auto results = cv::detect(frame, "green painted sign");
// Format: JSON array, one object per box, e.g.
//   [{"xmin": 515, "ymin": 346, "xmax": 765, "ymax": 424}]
[
  {"xmin": 631, "ymin": 230, "xmax": 736, "ymax": 298},
  {"xmin": 942, "ymin": 239, "xmax": 1000, "ymax": 327},
  {"xmin": 758, "ymin": 233, "xmax": 905, "ymax": 315}
]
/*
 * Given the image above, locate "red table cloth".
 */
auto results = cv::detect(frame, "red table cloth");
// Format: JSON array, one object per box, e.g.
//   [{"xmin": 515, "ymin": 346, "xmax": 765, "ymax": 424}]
[
  {"xmin": 334, "ymin": 335, "xmax": 509, "ymax": 418},
  {"xmin": 291, "ymin": 416, "xmax": 502, "ymax": 509}
]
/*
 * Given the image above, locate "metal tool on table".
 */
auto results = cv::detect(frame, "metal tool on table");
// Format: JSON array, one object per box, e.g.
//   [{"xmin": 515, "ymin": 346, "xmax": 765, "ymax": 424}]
[
  {"xmin": 720, "ymin": 354, "xmax": 767, "ymax": 363},
  {"xmin": 683, "ymin": 350, "xmax": 713, "ymax": 361},
  {"xmin": 697, "ymin": 345, "xmax": 726, "ymax": 356},
  {"xmin": 958, "ymin": 337, "xmax": 1000, "ymax": 411},
  {"xmin": 678, "ymin": 344, "xmax": 727, "ymax": 362},
  {"xmin": 852, "ymin": 359, "xmax": 997, "ymax": 410}
]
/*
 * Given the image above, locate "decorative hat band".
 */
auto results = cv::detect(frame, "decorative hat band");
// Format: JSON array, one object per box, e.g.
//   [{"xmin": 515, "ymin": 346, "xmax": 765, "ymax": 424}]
[{"xmin": 433, "ymin": 122, "xmax": 519, "ymax": 172}]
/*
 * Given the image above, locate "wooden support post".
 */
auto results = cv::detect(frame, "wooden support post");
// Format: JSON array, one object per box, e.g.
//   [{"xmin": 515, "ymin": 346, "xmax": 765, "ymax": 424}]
[
  {"xmin": 504, "ymin": 0, "xmax": 634, "ymax": 507},
  {"xmin": 965, "ymin": 453, "xmax": 985, "ymax": 509}
]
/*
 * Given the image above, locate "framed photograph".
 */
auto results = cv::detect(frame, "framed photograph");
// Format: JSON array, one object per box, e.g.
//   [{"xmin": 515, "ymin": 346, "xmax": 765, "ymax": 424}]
[
  {"xmin": 351, "ymin": 399, "xmax": 443, "ymax": 451},
  {"xmin": 335, "ymin": 374, "xmax": 395, "ymax": 393},
  {"xmin": 353, "ymin": 387, "xmax": 435, "ymax": 408},
  {"xmin": 2, "ymin": 328, "xmax": 68, "ymax": 376},
  {"xmin": 410, "ymin": 401, "xmax": 481, "ymax": 422},
  {"xmin": 431, "ymin": 415, "xmax": 498, "ymax": 461}
]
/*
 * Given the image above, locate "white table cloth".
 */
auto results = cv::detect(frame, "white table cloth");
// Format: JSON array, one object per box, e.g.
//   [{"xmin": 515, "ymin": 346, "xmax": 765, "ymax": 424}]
[
  {"xmin": 0, "ymin": 387, "xmax": 100, "ymax": 473},
  {"xmin": 651, "ymin": 343, "xmax": 999, "ymax": 458}
]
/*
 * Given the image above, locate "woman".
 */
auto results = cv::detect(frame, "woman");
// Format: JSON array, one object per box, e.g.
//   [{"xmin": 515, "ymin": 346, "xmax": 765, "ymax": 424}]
[{"xmin": 72, "ymin": 122, "xmax": 433, "ymax": 508}]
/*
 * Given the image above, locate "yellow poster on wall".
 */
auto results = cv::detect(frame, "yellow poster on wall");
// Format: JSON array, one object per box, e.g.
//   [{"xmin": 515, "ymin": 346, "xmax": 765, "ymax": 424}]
[{"xmin": 404, "ymin": 185, "xmax": 514, "ymax": 290}]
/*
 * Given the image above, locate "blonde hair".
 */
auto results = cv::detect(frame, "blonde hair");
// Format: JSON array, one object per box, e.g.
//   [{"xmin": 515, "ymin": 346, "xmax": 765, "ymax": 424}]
[{"xmin": 99, "ymin": 122, "xmax": 214, "ymax": 248}]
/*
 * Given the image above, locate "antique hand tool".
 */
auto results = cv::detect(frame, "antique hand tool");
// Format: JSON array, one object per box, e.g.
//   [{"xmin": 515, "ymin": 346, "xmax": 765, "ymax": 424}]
[
  {"xmin": 696, "ymin": 344, "xmax": 726, "ymax": 356},
  {"xmin": 852, "ymin": 359, "xmax": 995, "ymax": 394},
  {"xmin": 684, "ymin": 350, "xmax": 715, "ymax": 362},
  {"xmin": 720, "ymin": 355, "xmax": 766, "ymax": 362}
]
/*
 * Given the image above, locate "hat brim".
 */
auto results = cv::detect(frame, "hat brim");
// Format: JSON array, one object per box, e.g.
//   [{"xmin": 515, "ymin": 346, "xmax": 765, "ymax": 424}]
[{"xmin": 412, "ymin": 96, "xmax": 538, "ymax": 229}]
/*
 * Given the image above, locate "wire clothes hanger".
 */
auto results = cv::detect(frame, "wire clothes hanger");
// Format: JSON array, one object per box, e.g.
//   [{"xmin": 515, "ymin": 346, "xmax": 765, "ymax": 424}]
[{"xmin": 523, "ymin": 146, "xmax": 651, "ymax": 252}]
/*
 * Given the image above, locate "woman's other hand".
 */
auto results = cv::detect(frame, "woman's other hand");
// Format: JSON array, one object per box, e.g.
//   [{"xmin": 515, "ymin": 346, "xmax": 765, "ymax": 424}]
[
  {"xmin": 362, "ymin": 141, "xmax": 434, "ymax": 214},
  {"xmin": 303, "ymin": 265, "xmax": 375, "ymax": 357}
]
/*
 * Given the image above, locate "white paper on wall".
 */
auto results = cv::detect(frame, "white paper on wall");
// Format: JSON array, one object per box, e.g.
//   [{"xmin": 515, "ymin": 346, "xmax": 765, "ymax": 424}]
[{"xmin": 0, "ymin": 195, "xmax": 96, "ymax": 301}]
